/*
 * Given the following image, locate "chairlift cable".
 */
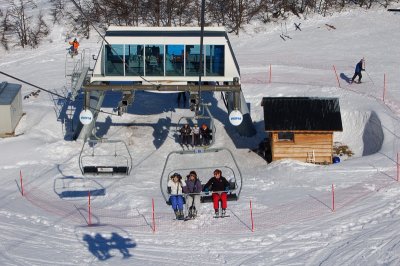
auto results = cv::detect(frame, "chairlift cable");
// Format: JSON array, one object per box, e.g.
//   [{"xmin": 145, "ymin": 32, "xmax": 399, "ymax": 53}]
[
  {"xmin": 0, "ymin": 71, "xmax": 66, "ymax": 99},
  {"xmin": 0, "ymin": 71, "xmax": 119, "ymax": 117},
  {"xmin": 68, "ymin": 0, "xmax": 160, "ymax": 88},
  {"xmin": 198, "ymin": 0, "xmax": 206, "ymax": 112}
]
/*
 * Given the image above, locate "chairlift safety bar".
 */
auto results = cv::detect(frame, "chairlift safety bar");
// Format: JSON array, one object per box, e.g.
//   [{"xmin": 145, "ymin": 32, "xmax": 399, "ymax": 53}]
[{"xmin": 159, "ymin": 147, "xmax": 243, "ymax": 204}]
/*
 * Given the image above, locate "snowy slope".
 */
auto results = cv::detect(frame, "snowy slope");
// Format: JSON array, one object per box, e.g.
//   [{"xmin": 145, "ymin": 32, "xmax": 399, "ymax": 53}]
[{"xmin": 1, "ymin": 7, "xmax": 400, "ymax": 265}]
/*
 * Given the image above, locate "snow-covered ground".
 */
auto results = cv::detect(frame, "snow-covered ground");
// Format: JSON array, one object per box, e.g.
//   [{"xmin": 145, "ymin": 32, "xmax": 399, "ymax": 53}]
[{"xmin": 1, "ymin": 6, "xmax": 400, "ymax": 265}]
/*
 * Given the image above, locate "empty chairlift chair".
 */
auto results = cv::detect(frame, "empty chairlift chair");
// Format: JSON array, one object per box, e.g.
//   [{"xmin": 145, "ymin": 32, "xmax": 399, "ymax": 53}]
[{"xmin": 79, "ymin": 139, "xmax": 133, "ymax": 175}]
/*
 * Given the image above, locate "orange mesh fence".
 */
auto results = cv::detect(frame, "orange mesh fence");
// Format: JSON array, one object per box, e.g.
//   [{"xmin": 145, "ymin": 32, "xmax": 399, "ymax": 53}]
[{"xmin": 22, "ymin": 177, "xmax": 396, "ymax": 233}]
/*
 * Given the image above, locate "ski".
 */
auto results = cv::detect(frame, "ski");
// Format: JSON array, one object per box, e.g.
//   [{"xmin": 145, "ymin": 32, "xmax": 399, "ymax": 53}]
[
  {"xmin": 280, "ymin": 35, "xmax": 286, "ymax": 41},
  {"xmin": 213, "ymin": 215, "xmax": 230, "ymax": 218},
  {"xmin": 180, "ymin": 144, "xmax": 190, "ymax": 150}
]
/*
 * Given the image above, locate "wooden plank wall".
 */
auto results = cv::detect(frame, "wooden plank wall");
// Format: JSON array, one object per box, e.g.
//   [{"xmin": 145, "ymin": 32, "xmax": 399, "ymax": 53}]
[{"xmin": 271, "ymin": 132, "xmax": 333, "ymax": 164}]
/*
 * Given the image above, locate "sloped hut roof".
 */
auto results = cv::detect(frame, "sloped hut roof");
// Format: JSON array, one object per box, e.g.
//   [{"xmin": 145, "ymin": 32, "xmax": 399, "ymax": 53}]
[{"xmin": 261, "ymin": 97, "xmax": 343, "ymax": 131}]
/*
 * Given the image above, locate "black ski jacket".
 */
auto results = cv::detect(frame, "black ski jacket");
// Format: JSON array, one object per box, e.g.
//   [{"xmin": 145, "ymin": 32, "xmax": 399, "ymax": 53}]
[{"xmin": 203, "ymin": 176, "xmax": 230, "ymax": 192}]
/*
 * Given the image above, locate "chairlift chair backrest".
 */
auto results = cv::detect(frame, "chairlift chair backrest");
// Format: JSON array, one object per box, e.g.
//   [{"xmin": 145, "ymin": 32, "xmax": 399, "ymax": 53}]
[{"xmin": 79, "ymin": 139, "xmax": 133, "ymax": 176}]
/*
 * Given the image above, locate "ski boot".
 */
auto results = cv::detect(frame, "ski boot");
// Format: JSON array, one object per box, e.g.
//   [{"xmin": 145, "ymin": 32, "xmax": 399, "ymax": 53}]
[
  {"xmin": 178, "ymin": 210, "xmax": 184, "ymax": 220},
  {"xmin": 174, "ymin": 210, "xmax": 180, "ymax": 220},
  {"xmin": 214, "ymin": 209, "xmax": 219, "ymax": 217},
  {"xmin": 188, "ymin": 207, "xmax": 193, "ymax": 218},
  {"xmin": 221, "ymin": 208, "xmax": 226, "ymax": 217},
  {"xmin": 191, "ymin": 207, "xmax": 197, "ymax": 218}
]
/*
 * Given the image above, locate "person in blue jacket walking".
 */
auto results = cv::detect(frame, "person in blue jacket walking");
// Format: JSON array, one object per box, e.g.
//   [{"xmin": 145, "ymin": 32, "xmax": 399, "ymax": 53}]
[{"xmin": 351, "ymin": 58, "xmax": 365, "ymax": 83}]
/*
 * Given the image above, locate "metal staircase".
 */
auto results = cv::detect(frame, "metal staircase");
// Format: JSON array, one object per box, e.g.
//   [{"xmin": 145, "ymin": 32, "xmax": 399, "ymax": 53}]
[{"xmin": 63, "ymin": 48, "xmax": 92, "ymax": 140}]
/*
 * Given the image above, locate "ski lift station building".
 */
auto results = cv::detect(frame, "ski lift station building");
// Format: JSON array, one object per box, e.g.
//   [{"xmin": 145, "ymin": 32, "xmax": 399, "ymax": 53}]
[
  {"xmin": 76, "ymin": 26, "xmax": 256, "ymax": 139},
  {"xmin": 0, "ymin": 82, "xmax": 23, "ymax": 136},
  {"xmin": 89, "ymin": 26, "xmax": 240, "ymax": 84}
]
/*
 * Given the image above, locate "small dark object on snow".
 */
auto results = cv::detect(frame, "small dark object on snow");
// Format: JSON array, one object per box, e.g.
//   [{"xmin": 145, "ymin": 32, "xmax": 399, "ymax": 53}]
[
  {"xmin": 294, "ymin": 23, "xmax": 302, "ymax": 31},
  {"xmin": 325, "ymin": 24, "xmax": 336, "ymax": 30}
]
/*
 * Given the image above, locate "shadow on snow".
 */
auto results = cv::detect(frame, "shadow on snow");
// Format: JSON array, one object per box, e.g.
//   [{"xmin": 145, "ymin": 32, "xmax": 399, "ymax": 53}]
[{"xmin": 83, "ymin": 232, "xmax": 136, "ymax": 260}]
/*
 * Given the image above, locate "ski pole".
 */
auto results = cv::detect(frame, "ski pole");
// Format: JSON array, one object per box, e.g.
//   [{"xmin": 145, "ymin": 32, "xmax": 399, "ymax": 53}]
[
  {"xmin": 20, "ymin": 170, "xmax": 24, "ymax": 196},
  {"xmin": 365, "ymin": 70, "xmax": 376, "ymax": 87},
  {"xmin": 383, "ymin": 73, "xmax": 386, "ymax": 102},
  {"xmin": 152, "ymin": 198, "xmax": 156, "ymax": 233},
  {"xmin": 88, "ymin": 190, "xmax": 91, "ymax": 226},
  {"xmin": 250, "ymin": 200, "xmax": 254, "ymax": 232},
  {"xmin": 333, "ymin": 65, "xmax": 341, "ymax": 88}
]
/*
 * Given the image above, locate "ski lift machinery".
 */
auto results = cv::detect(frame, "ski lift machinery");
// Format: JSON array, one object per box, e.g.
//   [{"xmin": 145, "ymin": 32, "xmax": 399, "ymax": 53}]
[
  {"xmin": 160, "ymin": 147, "xmax": 243, "ymax": 204},
  {"xmin": 79, "ymin": 139, "xmax": 133, "ymax": 175},
  {"xmin": 163, "ymin": 4, "xmax": 243, "ymax": 203}
]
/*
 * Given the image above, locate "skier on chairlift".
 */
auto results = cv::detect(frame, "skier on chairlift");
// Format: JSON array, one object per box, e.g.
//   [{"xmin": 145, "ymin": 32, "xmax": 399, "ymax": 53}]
[
  {"xmin": 192, "ymin": 124, "xmax": 200, "ymax": 146},
  {"xmin": 203, "ymin": 169, "xmax": 230, "ymax": 217},
  {"xmin": 167, "ymin": 173, "xmax": 186, "ymax": 220},
  {"xmin": 200, "ymin": 123, "xmax": 211, "ymax": 146},
  {"xmin": 180, "ymin": 123, "xmax": 192, "ymax": 147},
  {"xmin": 183, "ymin": 170, "xmax": 202, "ymax": 219}
]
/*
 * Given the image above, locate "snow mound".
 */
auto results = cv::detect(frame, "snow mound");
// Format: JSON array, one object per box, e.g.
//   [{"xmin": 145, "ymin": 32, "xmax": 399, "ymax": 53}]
[{"xmin": 336, "ymin": 110, "xmax": 383, "ymax": 157}]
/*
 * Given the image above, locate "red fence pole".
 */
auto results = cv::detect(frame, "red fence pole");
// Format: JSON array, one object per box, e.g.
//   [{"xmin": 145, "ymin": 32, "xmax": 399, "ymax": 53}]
[
  {"xmin": 332, "ymin": 184, "xmax": 335, "ymax": 212},
  {"xmin": 383, "ymin": 74, "xmax": 386, "ymax": 102},
  {"xmin": 88, "ymin": 190, "xmax": 91, "ymax": 226},
  {"xmin": 269, "ymin": 64, "xmax": 272, "ymax": 83},
  {"xmin": 152, "ymin": 198, "xmax": 156, "ymax": 233},
  {"xmin": 250, "ymin": 200, "xmax": 254, "ymax": 232},
  {"xmin": 333, "ymin": 65, "xmax": 341, "ymax": 88},
  {"xmin": 20, "ymin": 170, "xmax": 24, "ymax": 196}
]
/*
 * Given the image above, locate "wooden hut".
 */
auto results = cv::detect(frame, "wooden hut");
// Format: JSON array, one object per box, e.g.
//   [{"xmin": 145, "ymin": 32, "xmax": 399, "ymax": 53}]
[{"xmin": 261, "ymin": 97, "xmax": 343, "ymax": 164}]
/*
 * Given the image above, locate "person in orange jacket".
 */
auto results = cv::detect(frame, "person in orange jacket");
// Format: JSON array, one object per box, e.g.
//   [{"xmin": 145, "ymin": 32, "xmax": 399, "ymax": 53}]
[{"xmin": 69, "ymin": 38, "xmax": 79, "ymax": 56}]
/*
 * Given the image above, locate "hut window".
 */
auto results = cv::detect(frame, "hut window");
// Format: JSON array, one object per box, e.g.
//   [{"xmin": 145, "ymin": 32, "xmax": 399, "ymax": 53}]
[{"xmin": 277, "ymin": 132, "xmax": 294, "ymax": 141}]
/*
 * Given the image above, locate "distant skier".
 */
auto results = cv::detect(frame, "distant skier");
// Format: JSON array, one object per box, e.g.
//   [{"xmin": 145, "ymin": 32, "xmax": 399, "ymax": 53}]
[
  {"xmin": 68, "ymin": 38, "xmax": 79, "ymax": 57},
  {"xmin": 167, "ymin": 173, "xmax": 186, "ymax": 220},
  {"xmin": 203, "ymin": 169, "xmax": 230, "ymax": 217},
  {"xmin": 351, "ymin": 58, "xmax": 365, "ymax": 84}
]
